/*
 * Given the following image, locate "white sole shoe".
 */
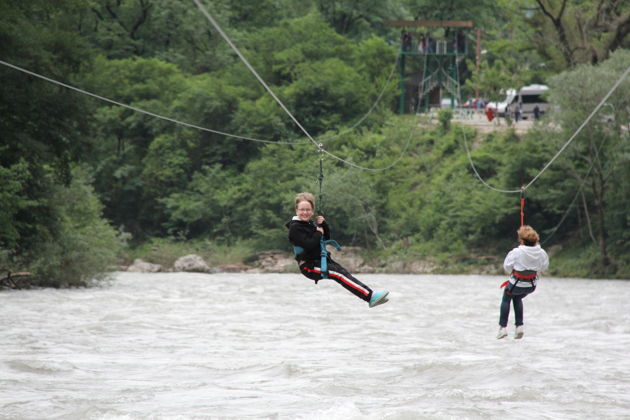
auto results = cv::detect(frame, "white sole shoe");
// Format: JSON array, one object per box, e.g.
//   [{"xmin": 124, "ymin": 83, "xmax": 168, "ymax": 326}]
[
  {"xmin": 497, "ymin": 327, "xmax": 508, "ymax": 339},
  {"xmin": 369, "ymin": 291, "xmax": 389, "ymax": 308}
]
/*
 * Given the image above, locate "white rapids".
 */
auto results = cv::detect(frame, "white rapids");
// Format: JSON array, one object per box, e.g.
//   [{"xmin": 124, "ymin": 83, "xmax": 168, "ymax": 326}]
[{"xmin": 1, "ymin": 272, "xmax": 630, "ymax": 419}]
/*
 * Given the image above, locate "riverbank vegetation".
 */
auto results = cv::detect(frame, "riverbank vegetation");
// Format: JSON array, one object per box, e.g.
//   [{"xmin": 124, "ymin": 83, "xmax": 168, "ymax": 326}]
[{"xmin": 2, "ymin": 1, "xmax": 630, "ymax": 287}]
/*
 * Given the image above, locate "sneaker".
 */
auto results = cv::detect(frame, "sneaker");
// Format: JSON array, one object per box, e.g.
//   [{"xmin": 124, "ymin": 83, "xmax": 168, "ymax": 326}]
[
  {"xmin": 514, "ymin": 325, "xmax": 524, "ymax": 339},
  {"xmin": 496, "ymin": 327, "xmax": 508, "ymax": 339},
  {"xmin": 369, "ymin": 291, "xmax": 389, "ymax": 308}
]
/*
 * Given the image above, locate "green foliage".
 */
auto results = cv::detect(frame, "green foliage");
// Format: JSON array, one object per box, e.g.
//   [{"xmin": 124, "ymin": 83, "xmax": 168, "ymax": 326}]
[
  {"xmin": 83, "ymin": 56, "xmax": 191, "ymax": 236},
  {"xmin": 541, "ymin": 49, "xmax": 630, "ymax": 271},
  {"xmin": 286, "ymin": 58, "xmax": 371, "ymax": 134},
  {"xmin": 0, "ymin": 160, "xmax": 35, "ymax": 252},
  {"xmin": 437, "ymin": 108, "xmax": 453, "ymax": 131},
  {"xmin": 404, "ymin": 0, "xmax": 498, "ymax": 25},
  {"xmin": 549, "ymin": 243, "xmax": 609, "ymax": 278},
  {"xmin": 522, "ymin": 0, "xmax": 630, "ymax": 69},
  {"xmin": 24, "ymin": 169, "xmax": 124, "ymax": 287},
  {"xmin": 317, "ymin": 0, "xmax": 406, "ymax": 40},
  {"xmin": 314, "ymin": 166, "xmax": 384, "ymax": 247},
  {"xmin": 464, "ymin": 58, "xmax": 525, "ymax": 102},
  {"xmin": 236, "ymin": 144, "xmax": 317, "ymax": 249},
  {"xmin": 142, "ymin": 133, "xmax": 194, "ymax": 198},
  {"xmin": 352, "ymin": 36, "xmax": 398, "ymax": 84},
  {"xmin": 4, "ymin": 0, "xmax": 630, "ymax": 283},
  {"xmin": 161, "ymin": 164, "xmax": 240, "ymax": 240},
  {"xmin": 84, "ymin": 56, "xmax": 186, "ymax": 104},
  {"xmin": 83, "ymin": 0, "xmax": 231, "ymax": 72},
  {"xmin": 243, "ymin": 13, "xmax": 354, "ymax": 85}
]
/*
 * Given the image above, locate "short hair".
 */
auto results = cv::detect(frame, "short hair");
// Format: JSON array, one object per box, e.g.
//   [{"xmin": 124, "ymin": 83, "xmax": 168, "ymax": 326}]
[
  {"xmin": 518, "ymin": 225, "xmax": 539, "ymax": 246},
  {"xmin": 294, "ymin": 192, "xmax": 315, "ymax": 210}
]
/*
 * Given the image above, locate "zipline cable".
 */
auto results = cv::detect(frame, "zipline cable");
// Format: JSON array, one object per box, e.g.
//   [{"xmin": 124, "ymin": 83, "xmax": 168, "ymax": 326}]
[
  {"xmin": 460, "ymin": 126, "xmax": 522, "ymax": 193},
  {"xmin": 193, "ymin": 0, "xmax": 320, "ymax": 150},
  {"xmin": 194, "ymin": 0, "xmax": 415, "ymax": 172},
  {"xmin": 0, "ymin": 59, "xmax": 308, "ymax": 145},
  {"xmin": 460, "ymin": 63, "xmax": 630, "ymax": 194},
  {"xmin": 540, "ymin": 122, "xmax": 628, "ymax": 245},
  {"xmin": 3, "ymin": 4, "xmax": 416, "ymax": 173},
  {"xmin": 316, "ymin": 55, "xmax": 399, "ymax": 142},
  {"xmin": 0, "ymin": 54, "xmax": 414, "ymax": 171},
  {"xmin": 522, "ymin": 64, "xmax": 630, "ymax": 190},
  {"xmin": 0, "ymin": 53, "xmax": 397, "ymax": 147},
  {"xmin": 452, "ymin": 57, "xmax": 522, "ymax": 193},
  {"xmin": 319, "ymin": 124, "xmax": 414, "ymax": 171}
]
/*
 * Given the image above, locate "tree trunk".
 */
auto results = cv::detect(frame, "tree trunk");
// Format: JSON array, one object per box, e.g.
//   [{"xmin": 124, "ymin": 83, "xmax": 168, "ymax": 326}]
[{"xmin": 535, "ymin": 0, "xmax": 575, "ymax": 67}]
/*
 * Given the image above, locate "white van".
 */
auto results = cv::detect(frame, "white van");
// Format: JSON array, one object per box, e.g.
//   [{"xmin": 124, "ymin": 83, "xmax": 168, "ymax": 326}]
[
  {"xmin": 517, "ymin": 84, "xmax": 548, "ymax": 119},
  {"xmin": 486, "ymin": 84, "xmax": 549, "ymax": 119}
]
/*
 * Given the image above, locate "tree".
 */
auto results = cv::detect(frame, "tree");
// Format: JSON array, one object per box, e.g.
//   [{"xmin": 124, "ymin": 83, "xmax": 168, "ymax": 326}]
[
  {"xmin": 317, "ymin": 0, "xmax": 406, "ymax": 40},
  {"xmin": 83, "ymin": 0, "xmax": 231, "ymax": 72},
  {"xmin": 0, "ymin": 0, "xmax": 94, "ymax": 257},
  {"xmin": 530, "ymin": 0, "xmax": 630, "ymax": 68},
  {"xmin": 544, "ymin": 49, "xmax": 630, "ymax": 272},
  {"xmin": 464, "ymin": 57, "xmax": 524, "ymax": 103},
  {"xmin": 25, "ymin": 169, "xmax": 123, "ymax": 287},
  {"xmin": 83, "ymin": 56, "xmax": 188, "ymax": 236}
]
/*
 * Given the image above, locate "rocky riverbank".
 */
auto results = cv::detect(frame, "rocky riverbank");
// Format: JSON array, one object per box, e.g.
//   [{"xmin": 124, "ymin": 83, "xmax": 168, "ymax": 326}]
[{"xmin": 124, "ymin": 247, "xmax": 505, "ymax": 275}]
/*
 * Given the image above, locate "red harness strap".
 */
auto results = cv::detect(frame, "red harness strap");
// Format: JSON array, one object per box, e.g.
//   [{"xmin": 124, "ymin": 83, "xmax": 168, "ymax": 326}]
[
  {"xmin": 512, "ymin": 270, "xmax": 537, "ymax": 280},
  {"xmin": 500, "ymin": 188, "xmax": 529, "ymax": 289},
  {"xmin": 520, "ymin": 187, "xmax": 525, "ymax": 227},
  {"xmin": 500, "ymin": 270, "xmax": 537, "ymax": 288}
]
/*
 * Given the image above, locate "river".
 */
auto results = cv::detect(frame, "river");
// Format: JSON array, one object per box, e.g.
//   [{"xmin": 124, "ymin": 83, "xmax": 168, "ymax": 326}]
[{"xmin": 1, "ymin": 273, "xmax": 629, "ymax": 419}]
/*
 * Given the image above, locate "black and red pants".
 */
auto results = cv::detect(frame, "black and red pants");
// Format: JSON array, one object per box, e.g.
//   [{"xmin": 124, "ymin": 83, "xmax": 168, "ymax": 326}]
[{"xmin": 299, "ymin": 259, "xmax": 372, "ymax": 302}]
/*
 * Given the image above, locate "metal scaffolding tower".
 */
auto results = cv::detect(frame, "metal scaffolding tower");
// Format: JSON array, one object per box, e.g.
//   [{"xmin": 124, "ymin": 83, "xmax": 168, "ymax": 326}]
[{"xmin": 385, "ymin": 20, "xmax": 473, "ymax": 114}]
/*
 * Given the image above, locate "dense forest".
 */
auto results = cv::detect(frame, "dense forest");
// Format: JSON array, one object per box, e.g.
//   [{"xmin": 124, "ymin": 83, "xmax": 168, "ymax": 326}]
[{"xmin": 2, "ymin": 0, "xmax": 630, "ymax": 287}]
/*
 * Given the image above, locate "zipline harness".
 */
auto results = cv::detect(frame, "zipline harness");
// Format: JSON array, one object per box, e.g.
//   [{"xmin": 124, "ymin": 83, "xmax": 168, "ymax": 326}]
[
  {"xmin": 290, "ymin": 145, "xmax": 343, "ymax": 279},
  {"xmin": 500, "ymin": 187, "xmax": 529, "ymax": 290},
  {"xmin": 506, "ymin": 269, "xmax": 538, "ymax": 295}
]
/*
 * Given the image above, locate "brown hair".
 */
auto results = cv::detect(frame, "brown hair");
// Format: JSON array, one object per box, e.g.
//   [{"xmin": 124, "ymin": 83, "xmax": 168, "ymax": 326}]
[
  {"xmin": 518, "ymin": 225, "xmax": 539, "ymax": 246},
  {"xmin": 294, "ymin": 192, "xmax": 315, "ymax": 210}
]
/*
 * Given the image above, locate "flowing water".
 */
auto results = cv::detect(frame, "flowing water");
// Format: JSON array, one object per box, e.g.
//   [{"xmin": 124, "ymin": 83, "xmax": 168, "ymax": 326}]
[{"xmin": 1, "ymin": 272, "xmax": 630, "ymax": 419}]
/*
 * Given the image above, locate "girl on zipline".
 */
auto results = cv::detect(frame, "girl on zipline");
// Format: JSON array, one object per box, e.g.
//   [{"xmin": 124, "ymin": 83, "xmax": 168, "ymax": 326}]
[
  {"xmin": 497, "ymin": 225, "xmax": 549, "ymax": 339},
  {"xmin": 286, "ymin": 192, "xmax": 389, "ymax": 308}
]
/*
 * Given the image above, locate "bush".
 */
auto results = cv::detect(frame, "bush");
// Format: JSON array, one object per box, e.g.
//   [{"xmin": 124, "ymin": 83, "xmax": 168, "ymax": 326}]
[
  {"xmin": 437, "ymin": 108, "xmax": 453, "ymax": 131},
  {"xmin": 25, "ymin": 169, "xmax": 124, "ymax": 287}
]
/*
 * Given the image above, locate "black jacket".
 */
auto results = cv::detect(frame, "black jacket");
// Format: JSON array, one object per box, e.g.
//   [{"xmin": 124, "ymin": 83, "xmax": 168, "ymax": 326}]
[{"xmin": 285, "ymin": 218, "xmax": 330, "ymax": 262}]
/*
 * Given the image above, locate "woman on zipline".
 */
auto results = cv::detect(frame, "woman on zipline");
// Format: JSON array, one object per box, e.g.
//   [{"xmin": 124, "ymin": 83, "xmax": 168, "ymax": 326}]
[
  {"xmin": 497, "ymin": 225, "xmax": 549, "ymax": 339},
  {"xmin": 286, "ymin": 192, "xmax": 389, "ymax": 308}
]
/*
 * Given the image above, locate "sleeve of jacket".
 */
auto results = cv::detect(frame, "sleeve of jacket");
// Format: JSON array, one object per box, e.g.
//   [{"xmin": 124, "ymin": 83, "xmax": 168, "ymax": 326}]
[
  {"xmin": 503, "ymin": 248, "xmax": 519, "ymax": 273},
  {"xmin": 289, "ymin": 222, "xmax": 322, "ymax": 252},
  {"xmin": 320, "ymin": 221, "xmax": 331, "ymax": 240},
  {"xmin": 539, "ymin": 248, "xmax": 549, "ymax": 272}
]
